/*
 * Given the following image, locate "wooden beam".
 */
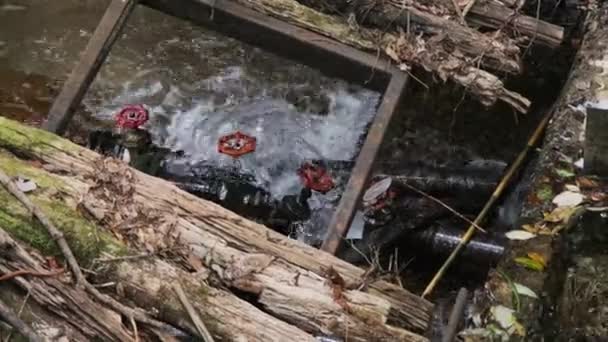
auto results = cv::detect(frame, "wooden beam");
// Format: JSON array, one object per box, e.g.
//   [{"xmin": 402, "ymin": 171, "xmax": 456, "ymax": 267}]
[
  {"xmin": 142, "ymin": 0, "xmax": 396, "ymax": 91},
  {"xmin": 321, "ymin": 72, "xmax": 408, "ymax": 255},
  {"xmin": 584, "ymin": 106, "xmax": 608, "ymax": 175},
  {"xmin": 43, "ymin": 0, "xmax": 137, "ymax": 134}
]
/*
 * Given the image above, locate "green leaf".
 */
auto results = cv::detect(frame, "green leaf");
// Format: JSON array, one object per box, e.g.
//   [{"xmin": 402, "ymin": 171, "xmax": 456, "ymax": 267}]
[
  {"xmin": 536, "ymin": 185, "xmax": 554, "ymax": 202},
  {"xmin": 555, "ymin": 168, "xmax": 575, "ymax": 179},
  {"xmin": 514, "ymin": 257, "xmax": 545, "ymax": 271}
]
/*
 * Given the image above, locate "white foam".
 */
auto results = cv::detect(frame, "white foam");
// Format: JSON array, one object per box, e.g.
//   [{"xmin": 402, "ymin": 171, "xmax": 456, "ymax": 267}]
[{"xmin": 85, "ymin": 66, "xmax": 380, "ymax": 201}]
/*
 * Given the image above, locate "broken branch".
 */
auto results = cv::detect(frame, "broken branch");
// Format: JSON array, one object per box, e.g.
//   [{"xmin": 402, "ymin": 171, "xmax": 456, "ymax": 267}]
[{"xmin": 0, "ymin": 298, "xmax": 44, "ymax": 342}]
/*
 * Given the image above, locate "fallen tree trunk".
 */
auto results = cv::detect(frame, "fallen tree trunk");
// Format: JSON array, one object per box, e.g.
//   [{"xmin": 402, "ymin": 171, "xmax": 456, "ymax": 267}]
[
  {"xmin": 0, "ymin": 117, "xmax": 433, "ymax": 341},
  {"xmin": 231, "ymin": 0, "xmax": 531, "ymax": 112},
  {"xmin": 0, "ymin": 226, "xmax": 316, "ymax": 341},
  {"xmin": 466, "ymin": 0, "xmax": 565, "ymax": 47},
  {"xmin": 296, "ymin": 0, "xmax": 523, "ymax": 74}
]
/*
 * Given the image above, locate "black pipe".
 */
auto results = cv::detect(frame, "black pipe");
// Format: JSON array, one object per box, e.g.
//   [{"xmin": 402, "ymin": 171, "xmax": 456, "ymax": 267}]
[
  {"xmin": 412, "ymin": 225, "xmax": 505, "ymax": 265},
  {"xmin": 339, "ymin": 222, "xmax": 505, "ymax": 267}
]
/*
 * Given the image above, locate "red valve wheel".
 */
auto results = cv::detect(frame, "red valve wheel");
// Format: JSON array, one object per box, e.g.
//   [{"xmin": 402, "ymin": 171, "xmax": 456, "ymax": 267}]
[
  {"xmin": 297, "ymin": 163, "xmax": 335, "ymax": 193},
  {"xmin": 218, "ymin": 131, "xmax": 257, "ymax": 158},
  {"xmin": 115, "ymin": 104, "xmax": 149, "ymax": 129}
]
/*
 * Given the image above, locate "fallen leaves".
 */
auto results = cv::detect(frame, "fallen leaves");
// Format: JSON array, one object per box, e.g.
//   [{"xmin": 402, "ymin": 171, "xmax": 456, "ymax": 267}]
[{"xmin": 81, "ymin": 157, "xmax": 182, "ymax": 254}]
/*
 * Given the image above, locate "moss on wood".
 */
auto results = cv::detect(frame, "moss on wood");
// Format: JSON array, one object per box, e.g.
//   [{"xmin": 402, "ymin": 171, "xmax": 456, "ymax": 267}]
[
  {"xmin": 0, "ymin": 116, "xmax": 81, "ymax": 157},
  {"xmin": 0, "ymin": 151, "xmax": 125, "ymax": 266}
]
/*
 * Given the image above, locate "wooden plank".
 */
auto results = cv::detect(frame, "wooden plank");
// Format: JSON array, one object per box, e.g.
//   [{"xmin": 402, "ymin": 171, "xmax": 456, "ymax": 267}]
[
  {"xmin": 584, "ymin": 106, "xmax": 608, "ymax": 175},
  {"xmin": 142, "ymin": 0, "xmax": 395, "ymax": 91},
  {"xmin": 43, "ymin": 0, "xmax": 137, "ymax": 134},
  {"xmin": 321, "ymin": 72, "xmax": 408, "ymax": 255}
]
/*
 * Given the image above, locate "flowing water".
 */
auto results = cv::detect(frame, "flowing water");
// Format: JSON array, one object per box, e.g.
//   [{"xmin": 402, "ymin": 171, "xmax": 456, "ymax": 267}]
[{"xmin": 0, "ymin": 0, "xmax": 384, "ymax": 243}]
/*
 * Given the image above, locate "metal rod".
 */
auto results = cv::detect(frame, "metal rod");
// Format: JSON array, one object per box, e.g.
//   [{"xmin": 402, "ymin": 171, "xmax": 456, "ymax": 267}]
[
  {"xmin": 321, "ymin": 73, "xmax": 408, "ymax": 254},
  {"xmin": 422, "ymin": 112, "xmax": 553, "ymax": 298},
  {"xmin": 43, "ymin": 0, "xmax": 138, "ymax": 134},
  {"xmin": 441, "ymin": 287, "xmax": 468, "ymax": 342}
]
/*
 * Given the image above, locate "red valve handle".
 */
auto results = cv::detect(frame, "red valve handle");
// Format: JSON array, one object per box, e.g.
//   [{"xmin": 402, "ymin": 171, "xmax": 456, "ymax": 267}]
[
  {"xmin": 297, "ymin": 162, "xmax": 335, "ymax": 193},
  {"xmin": 218, "ymin": 131, "xmax": 257, "ymax": 158},
  {"xmin": 115, "ymin": 104, "xmax": 149, "ymax": 129}
]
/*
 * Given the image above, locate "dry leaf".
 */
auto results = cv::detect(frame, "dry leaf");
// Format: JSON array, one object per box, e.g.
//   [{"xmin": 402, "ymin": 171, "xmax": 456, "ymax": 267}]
[
  {"xmin": 513, "ymin": 283, "xmax": 538, "ymax": 299},
  {"xmin": 522, "ymin": 223, "xmax": 552, "ymax": 235},
  {"xmin": 564, "ymin": 184, "xmax": 580, "ymax": 192},
  {"xmin": 491, "ymin": 305, "xmax": 516, "ymax": 330},
  {"xmin": 552, "ymin": 191, "xmax": 585, "ymax": 207},
  {"xmin": 577, "ymin": 176, "xmax": 599, "ymax": 189},
  {"xmin": 505, "ymin": 230, "xmax": 536, "ymax": 240},
  {"xmin": 527, "ymin": 252, "xmax": 546, "ymax": 268},
  {"xmin": 543, "ymin": 206, "xmax": 578, "ymax": 223},
  {"xmin": 15, "ymin": 176, "xmax": 37, "ymax": 193}
]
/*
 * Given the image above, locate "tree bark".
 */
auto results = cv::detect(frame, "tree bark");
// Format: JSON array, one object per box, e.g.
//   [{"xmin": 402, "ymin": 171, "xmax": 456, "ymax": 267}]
[
  {"xmin": 467, "ymin": 0, "xmax": 564, "ymax": 47},
  {"xmin": 232, "ymin": 0, "xmax": 531, "ymax": 112},
  {"xmin": 0, "ymin": 117, "xmax": 432, "ymax": 341}
]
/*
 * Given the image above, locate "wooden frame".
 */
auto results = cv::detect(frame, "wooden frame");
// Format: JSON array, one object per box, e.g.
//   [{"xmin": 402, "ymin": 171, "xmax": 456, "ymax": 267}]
[{"xmin": 42, "ymin": 0, "xmax": 408, "ymax": 256}]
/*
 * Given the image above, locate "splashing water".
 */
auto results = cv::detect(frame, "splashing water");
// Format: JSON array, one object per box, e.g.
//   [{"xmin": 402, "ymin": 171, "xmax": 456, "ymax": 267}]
[{"xmin": 84, "ymin": 65, "xmax": 380, "ymax": 217}]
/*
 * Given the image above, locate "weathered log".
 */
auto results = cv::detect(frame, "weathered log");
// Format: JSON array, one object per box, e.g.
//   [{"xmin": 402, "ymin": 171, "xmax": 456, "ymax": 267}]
[
  {"xmin": 0, "ymin": 164, "xmax": 315, "ymax": 341},
  {"xmin": 467, "ymin": 0, "xmax": 564, "ymax": 47},
  {"xmin": 0, "ymin": 283, "xmax": 93, "ymax": 341},
  {"xmin": 0, "ymin": 117, "xmax": 432, "ymax": 340},
  {"xmin": 231, "ymin": 0, "xmax": 531, "ymax": 112},
  {"xmin": 384, "ymin": 0, "xmax": 563, "ymax": 47},
  {"xmin": 296, "ymin": 0, "xmax": 522, "ymax": 74},
  {"xmin": 0, "ymin": 229, "xmax": 134, "ymax": 341}
]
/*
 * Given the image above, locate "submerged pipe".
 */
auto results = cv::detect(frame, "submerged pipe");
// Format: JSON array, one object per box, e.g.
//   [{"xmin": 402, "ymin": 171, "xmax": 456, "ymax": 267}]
[
  {"xmin": 323, "ymin": 159, "xmax": 504, "ymax": 197},
  {"xmin": 422, "ymin": 111, "xmax": 553, "ymax": 298},
  {"xmin": 411, "ymin": 225, "xmax": 505, "ymax": 265}
]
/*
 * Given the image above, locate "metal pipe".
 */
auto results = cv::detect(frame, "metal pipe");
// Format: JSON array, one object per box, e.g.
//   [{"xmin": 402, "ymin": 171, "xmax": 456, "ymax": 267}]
[
  {"xmin": 339, "ymin": 222, "xmax": 505, "ymax": 267},
  {"xmin": 414, "ymin": 225, "xmax": 504, "ymax": 265},
  {"xmin": 422, "ymin": 111, "xmax": 553, "ymax": 298}
]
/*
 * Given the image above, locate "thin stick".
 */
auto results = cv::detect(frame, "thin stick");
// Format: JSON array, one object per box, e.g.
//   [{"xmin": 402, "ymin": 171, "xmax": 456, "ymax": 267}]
[
  {"xmin": 0, "ymin": 298, "xmax": 43, "ymax": 342},
  {"xmin": 401, "ymin": 183, "xmax": 487, "ymax": 233},
  {"xmin": 0, "ymin": 268, "xmax": 64, "ymax": 282},
  {"xmin": 462, "ymin": 0, "xmax": 478, "ymax": 17},
  {"xmin": 173, "ymin": 282, "xmax": 215, "ymax": 342},
  {"xmin": 0, "ymin": 169, "xmax": 177, "ymax": 334},
  {"xmin": 3, "ymin": 290, "xmax": 31, "ymax": 342},
  {"xmin": 0, "ymin": 169, "xmax": 86, "ymax": 287},
  {"xmin": 130, "ymin": 316, "xmax": 140, "ymax": 342},
  {"xmin": 422, "ymin": 112, "xmax": 552, "ymax": 298},
  {"xmin": 450, "ymin": 0, "xmax": 467, "ymax": 25},
  {"xmin": 441, "ymin": 287, "xmax": 468, "ymax": 342}
]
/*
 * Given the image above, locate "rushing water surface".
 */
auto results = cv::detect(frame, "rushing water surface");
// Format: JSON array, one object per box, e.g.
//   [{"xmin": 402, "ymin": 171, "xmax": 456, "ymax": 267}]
[{"xmin": 0, "ymin": 0, "xmax": 383, "ymax": 243}]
